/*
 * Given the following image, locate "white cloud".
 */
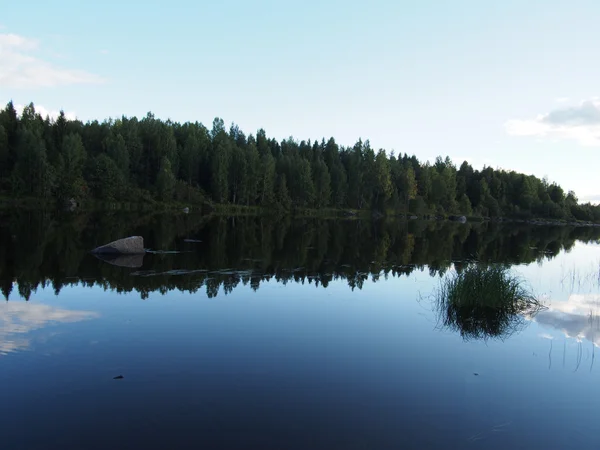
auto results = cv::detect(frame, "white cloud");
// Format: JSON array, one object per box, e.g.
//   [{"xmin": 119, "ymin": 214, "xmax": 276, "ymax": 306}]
[
  {"xmin": 555, "ymin": 97, "xmax": 570, "ymax": 103},
  {"xmin": 505, "ymin": 99, "xmax": 600, "ymax": 147},
  {"xmin": 14, "ymin": 103, "xmax": 77, "ymax": 121},
  {"xmin": 0, "ymin": 32, "xmax": 104, "ymax": 88},
  {"xmin": 580, "ymin": 194, "xmax": 600, "ymax": 204},
  {"xmin": 0, "ymin": 33, "xmax": 38, "ymax": 50},
  {"xmin": 100, "ymin": 49, "xmax": 109, "ymax": 55}
]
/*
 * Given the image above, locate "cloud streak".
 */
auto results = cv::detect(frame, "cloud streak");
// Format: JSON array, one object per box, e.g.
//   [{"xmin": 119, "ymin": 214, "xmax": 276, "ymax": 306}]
[
  {"xmin": 505, "ymin": 99, "xmax": 600, "ymax": 147},
  {"xmin": 0, "ymin": 32, "xmax": 104, "ymax": 88}
]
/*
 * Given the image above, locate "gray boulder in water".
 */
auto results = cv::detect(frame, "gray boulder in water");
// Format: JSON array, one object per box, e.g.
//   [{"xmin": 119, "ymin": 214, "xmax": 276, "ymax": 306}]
[{"xmin": 91, "ymin": 236, "xmax": 145, "ymax": 255}]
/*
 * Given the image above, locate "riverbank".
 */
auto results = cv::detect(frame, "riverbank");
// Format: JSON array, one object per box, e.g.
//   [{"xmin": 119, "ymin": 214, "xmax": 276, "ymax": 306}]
[{"xmin": 2, "ymin": 195, "xmax": 599, "ymax": 227}]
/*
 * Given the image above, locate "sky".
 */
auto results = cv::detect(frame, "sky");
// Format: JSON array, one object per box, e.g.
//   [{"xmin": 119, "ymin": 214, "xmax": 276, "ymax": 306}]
[{"xmin": 1, "ymin": 0, "xmax": 599, "ymax": 201}]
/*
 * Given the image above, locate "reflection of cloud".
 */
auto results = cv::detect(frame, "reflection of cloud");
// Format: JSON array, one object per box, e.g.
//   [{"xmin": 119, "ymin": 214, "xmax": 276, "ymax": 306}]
[
  {"xmin": 0, "ymin": 303, "xmax": 99, "ymax": 355},
  {"xmin": 532, "ymin": 294, "xmax": 600, "ymax": 347}
]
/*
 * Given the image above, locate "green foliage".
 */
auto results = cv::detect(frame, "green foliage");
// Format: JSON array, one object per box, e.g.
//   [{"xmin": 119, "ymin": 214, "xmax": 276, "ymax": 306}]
[
  {"xmin": 373, "ymin": 150, "xmax": 392, "ymax": 209},
  {"xmin": 56, "ymin": 133, "xmax": 87, "ymax": 201},
  {"xmin": 156, "ymin": 156, "xmax": 176, "ymax": 202},
  {"xmin": 312, "ymin": 158, "xmax": 331, "ymax": 208},
  {"xmin": 276, "ymin": 173, "xmax": 292, "ymax": 210},
  {"xmin": 2, "ymin": 101, "xmax": 600, "ymax": 221},
  {"xmin": 210, "ymin": 120, "xmax": 230, "ymax": 203},
  {"xmin": 458, "ymin": 194, "xmax": 473, "ymax": 215},
  {"xmin": 0, "ymin": 125, "xmax": 8, "ymax": 181},
  {"xmin": 103, "ymin": 132, "xmax": 129, "ymax": 179},
  {"xmin": 87, "ymin": 153, "xmax": 125, "ymax": 201},
  {"xmin": 258, "ymin": 151, "xmax": 276, "ymax": 205},
  {"xmin": 11, "ymin": 128, "xmax": 54, "ymax": 198}
]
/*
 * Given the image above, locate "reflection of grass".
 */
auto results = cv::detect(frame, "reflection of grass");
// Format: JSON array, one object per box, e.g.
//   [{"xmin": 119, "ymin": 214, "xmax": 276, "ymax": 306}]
[
  {"xmin": 559, "ymin": 259, "xmax": 600, "ymax": 293},
  {"xmin": 436, "ymin": 265, "xmax": 546, "ymax": 341}
]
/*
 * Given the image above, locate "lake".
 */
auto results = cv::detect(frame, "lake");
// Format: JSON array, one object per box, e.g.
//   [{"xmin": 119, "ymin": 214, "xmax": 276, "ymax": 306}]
[{"xmin": 2, "ymin": 211, "xmax": 600, "ymax": 449}]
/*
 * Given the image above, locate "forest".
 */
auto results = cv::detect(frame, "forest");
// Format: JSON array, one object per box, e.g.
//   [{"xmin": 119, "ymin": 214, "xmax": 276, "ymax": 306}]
[{"xmin": 1, "ymin": 101, "xmax": 599, "ymax": 221}]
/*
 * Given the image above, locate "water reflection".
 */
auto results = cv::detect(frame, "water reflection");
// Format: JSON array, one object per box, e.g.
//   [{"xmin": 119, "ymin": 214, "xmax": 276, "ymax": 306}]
[
  {"xmin": 0, "ymin": 301, "xmax": 99, "ymax": 355},
  {"xmin": 535, "ymin": 294, "xmax": 600, "ymax": 346},
  {"xmin": 2, "ymin": 213, "xmax": 600, "ymax": 449},
  {"xmin": 1, "ymin": 211, "xmax": 599, "ymax": 300}
]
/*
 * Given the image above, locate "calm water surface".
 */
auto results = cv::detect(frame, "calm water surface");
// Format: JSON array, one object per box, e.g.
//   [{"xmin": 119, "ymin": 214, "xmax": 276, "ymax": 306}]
[{"xmin": 2, "ymin": 212, "xmax": 600, "ymax": 449}]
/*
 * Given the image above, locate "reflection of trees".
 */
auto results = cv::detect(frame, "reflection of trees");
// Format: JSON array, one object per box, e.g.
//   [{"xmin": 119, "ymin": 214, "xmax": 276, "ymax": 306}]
[{"xmin": 1, "ymin": 209, "xmax": 599, "ymax": 300}]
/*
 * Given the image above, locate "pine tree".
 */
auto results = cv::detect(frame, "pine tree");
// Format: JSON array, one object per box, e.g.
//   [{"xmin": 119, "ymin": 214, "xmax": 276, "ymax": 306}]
[
  {"xmin": 156, "ymin": 156, "xmax": 176, "ymax": 202},
  {"xmin": 56, "ymin": 133, "xmax": 87, "ymax": 201}
]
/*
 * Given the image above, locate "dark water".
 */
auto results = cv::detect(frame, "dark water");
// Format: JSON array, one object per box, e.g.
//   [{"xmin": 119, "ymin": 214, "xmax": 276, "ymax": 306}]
[{"xmin": 2, "ymin": 211, "xmax": 600, "ymax": 449}]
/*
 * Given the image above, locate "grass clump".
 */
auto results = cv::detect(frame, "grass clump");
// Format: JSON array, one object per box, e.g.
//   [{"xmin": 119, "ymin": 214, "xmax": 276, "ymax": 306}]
[{"xmin": 435, "ymin": 264, "xmax": 545, "ymax": 341}]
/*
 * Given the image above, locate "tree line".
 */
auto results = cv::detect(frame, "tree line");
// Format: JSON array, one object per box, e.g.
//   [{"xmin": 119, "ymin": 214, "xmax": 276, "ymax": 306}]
[{"xmin": 1, "ymin": 101, "xmax": 599, "ymax": 221}]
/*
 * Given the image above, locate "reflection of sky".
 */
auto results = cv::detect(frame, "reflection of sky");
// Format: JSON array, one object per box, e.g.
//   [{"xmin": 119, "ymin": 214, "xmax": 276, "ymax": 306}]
[
  {"xmin": 533, "ymin": 294, "xmax": 600, "ymax": 347},
  {"xmin": 512, "ymin": 241, "xmax": 600, "ymax": 348},
  {"xmin": 0, "ymin": 302, "xmax": 99, "ymax": 355}
]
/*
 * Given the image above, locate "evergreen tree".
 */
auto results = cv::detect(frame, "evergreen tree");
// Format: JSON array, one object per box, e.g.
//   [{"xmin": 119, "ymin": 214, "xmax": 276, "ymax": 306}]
[
  {"xmin": 103, "ymin": 132, "xmax": 130, "ymax": 180},
  {"xmin": 276, "ymin": 173, "xmax": 292, "ymax": 210},
  {"xmin": 56, "ymin": 133, "xmax": 87, "ymax": 201},
  {"xmin": 11, "ymin": 128, "xmax": 54, "ymax": 198},
  {"xmin": 258, "ymin": 151, "xmax": 275, "ymax": 205},
  {"xmin": 0, "ymin": 125, "xmax": 8, "ymax": 181},
  {"xmin": 88, "ymin": 153, "xmax": 125, "ymax": 201},
  {"xmin": 312, "ymin": 158, "xmax": 331, "ymax": 208},
  {"xmin": 156, "ymin": 156, "xmax": 176, "ymax": 202}
]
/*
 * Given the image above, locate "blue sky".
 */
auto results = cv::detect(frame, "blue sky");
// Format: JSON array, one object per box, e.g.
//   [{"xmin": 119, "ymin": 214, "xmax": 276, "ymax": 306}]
[{"xmin": 1, "ymin": 0, "xmax": 599, "ymax": 201}]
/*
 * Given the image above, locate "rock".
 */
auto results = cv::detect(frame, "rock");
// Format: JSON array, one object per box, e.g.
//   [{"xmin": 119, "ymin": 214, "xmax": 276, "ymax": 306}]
[
  {"xmin": 64, "ymin": 198, "xmax": 77, "ymax": 212},
  {"xmin": 183, "ymin": 207, "xmax": 190, "ymax": 214},
  {"xmin": 93, "ymin": 253, "xmax": 145, "ymax": 268},
  {"xmin": 449, "ymin": 215, "xmax": 467, "ymax": 223},
  {"xmin": 92, "ymin": 236, "xmax": 145, "ymax": 255},
  {"xmin": 409, "ymin": 215, "xmax": 418, "ymax": 220}
]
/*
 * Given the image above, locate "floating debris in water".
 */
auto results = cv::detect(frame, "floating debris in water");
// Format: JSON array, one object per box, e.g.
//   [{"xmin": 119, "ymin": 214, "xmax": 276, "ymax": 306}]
[
  {"xmin": 113, "ymin": 375, "xmax": 124, "ymax": 380},
  {"xmin": 145, "ymin": 250, "xmax": 193, "ymax": 254},
  {"xmin": 131, "ymin": 269, "xmax": 208, "ymax": 277},
  {"xmin": 211, "ymin": 269, "xmax": 254, "ymax": 276}
]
